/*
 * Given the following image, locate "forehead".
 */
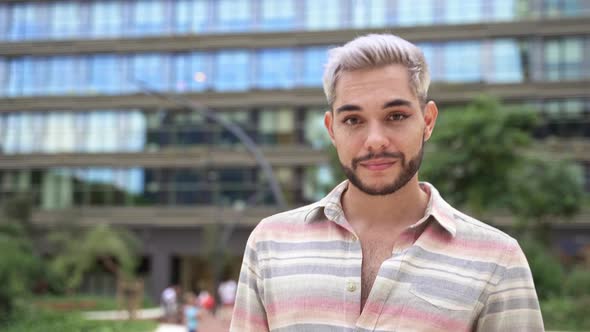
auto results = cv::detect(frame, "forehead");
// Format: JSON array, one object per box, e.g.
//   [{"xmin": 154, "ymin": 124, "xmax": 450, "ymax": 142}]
[{"xmin": 334, "ymin": 64, "xmax": 417, "ymax": 107}]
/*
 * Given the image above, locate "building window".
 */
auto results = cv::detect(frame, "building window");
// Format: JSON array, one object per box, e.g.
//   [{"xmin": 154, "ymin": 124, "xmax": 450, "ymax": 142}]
[
  {"xmin": 213, "ymin": 111, "xmax": 252, "ymax": 146},
  {"xmin": 51, "ymin": 1, "xmax": 81, "ymax": 39},
  {"xmin": 351, "ymin": 0, "xmax": 387, "ymax": 28},
  {"xmin": 48, "ymin": 56, "xmax": 79, "ymax": 95},
  {"xmin": 217, "ymin": 0, "xmax": 252, "ymax": 32},
  {"xmin": 90, "ymin": 55, "xmax": 123, "ymax": 94},
  {"xmin": 257, "ymin": 49, "xmax": 295, "ymax": 89},
  {"xmin": 444, "ymin": 42, "xmax": 482, "ymax": 82},
  {"xmin": 0, "ymin": 4, "xmax": 9, "ymax": 40},
  {"xmin": 8, "ymin": 57, "xmax": 47, "ymax": 96},
  {"xmin": 305, "ymin": 0, "xmax": 340, "ymax": 30},
  {"xmin": 301, "ymin": 47, "xmax": 329, "ymax": 87},
  {"xmin": 543, "ymin": 0, "xmax": 582, "ymax": 17},
  {"xmin": 445, "ymin": 0, "xmax": 482, "ymax": 24},
  {"xmin": 132, "ymin": 54, "xmax": 171, "ymax": 91},
  {"xmin": 174, "ymin": 52, "xmax": 211, "ymax": 92},
  {"xmin": 10, "ymin": 3, "xmax": 47, "ymax": 40},
  {"xmin": 258, "ymin": 108, "xmax": 295, "ymax": 145},
  {"xmin": 175, "ymin": 0, "xmax": 209, "ymax": 33},
  {"xmin": 42, "ymin": 169, "xmax": 73, "ymax": 210},
  {"xmin": 544, "ymin": 38, "xmax": 585, "ymax": 81},
  {"xmin": 91, "ymin": 1, "xmax": 123, "ymax": 38},
  {"xmin": 304, "ymin": 109, "xmax": 330, "ymax": 149},
  {"xmin": 260, "ymin": 0, "xmax": 296, "ymax": 31},
  {"xmin": 132, "ymin": 0, "xmax": 168, "ymax": 36},
  {"xmin": 489, "ymin": 39, "xmax": 525, "ymax": 83},
  {"xmin": 397, "ymin": 0, "xmax": 434, "ymax": 26},
  {"xmin": 214, "ymin": 50, "xmax": 250, "ymax": 91},
  {"xmin": 0, "ymin": 57, "xmax": 7, "ymax": 96}
]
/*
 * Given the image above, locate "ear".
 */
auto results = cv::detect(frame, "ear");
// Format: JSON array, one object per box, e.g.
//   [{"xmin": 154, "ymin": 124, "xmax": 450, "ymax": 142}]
[
  {"xmin": 422, "ymin": 101, "xmax": 438, "ymax": 142},
  {"xmin": 324, "ymin": 110, "xmax": 336, "ymax": 146}
]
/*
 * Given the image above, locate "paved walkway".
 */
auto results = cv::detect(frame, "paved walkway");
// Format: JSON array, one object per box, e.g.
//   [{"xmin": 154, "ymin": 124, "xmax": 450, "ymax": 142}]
[
  {"xmin": 84, "ymin": 307, "xmax": 163, "ymax": 320},
  {"xmin": 84, "ymin": 307, "xmax": 230, "ymax": 331}
]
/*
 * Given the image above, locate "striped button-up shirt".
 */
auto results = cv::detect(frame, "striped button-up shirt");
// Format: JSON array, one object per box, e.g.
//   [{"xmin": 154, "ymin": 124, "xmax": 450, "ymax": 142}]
[{"xmin": 231, "ymin": 181, "xmax": 544, "ymax": 331}]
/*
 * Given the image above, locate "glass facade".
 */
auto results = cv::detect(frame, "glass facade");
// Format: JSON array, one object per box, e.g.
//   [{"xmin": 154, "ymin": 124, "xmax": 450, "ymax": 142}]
[
  {"xmin": 0, "ymin": 108, "xmax": 333, "ymax": 154},
  {"xmin": 1, "ymin": 0, "xmax": 589, "ymax": 41},
  {"xmin": 0, "ymin": 167, "xmax": 300, "ymax": 209},
  {"xmin": 3, "ymin": 38, "xmax": 583, "ymax": 97}
]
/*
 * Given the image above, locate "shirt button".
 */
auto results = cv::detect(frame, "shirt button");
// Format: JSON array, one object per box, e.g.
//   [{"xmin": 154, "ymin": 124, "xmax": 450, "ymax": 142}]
[
  {"xmin": 346, "ymin": 281, "xmax": 357, "ymax": 292},
  {"xmin": 351, "ymin": 236, "xmax": 358, "ymax": 242}
]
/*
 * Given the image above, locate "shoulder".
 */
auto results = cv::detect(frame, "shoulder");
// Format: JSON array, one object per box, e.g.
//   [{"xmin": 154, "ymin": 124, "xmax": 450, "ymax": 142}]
[
  {"xmin": 247, "ymin": 201, "xmax": 324, "ymax": 243},
  {"xmin": 450, "ymin": 206, "xmax": 520, "ymax": 252}
]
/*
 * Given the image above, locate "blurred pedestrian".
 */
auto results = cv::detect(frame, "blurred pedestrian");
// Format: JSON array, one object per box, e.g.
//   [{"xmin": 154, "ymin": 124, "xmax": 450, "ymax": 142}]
[
  {"xmin": 217, "ymin": 278, "xmax": 237, "ymax": 322},
  {"xmin": 198, "ymin": 290, "xmax": 216, "ymax": 312},
  {"xmin": 183, "ymin": 292, "xmax": 201, "ymax": 332},
  {"xmin": 160, "ymin": 284, "xmax": 179, "ymax": 323}
]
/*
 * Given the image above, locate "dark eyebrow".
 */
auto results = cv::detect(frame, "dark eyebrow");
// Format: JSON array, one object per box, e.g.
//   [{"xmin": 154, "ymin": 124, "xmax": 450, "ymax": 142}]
[
  {"xmin": 335, "ymin": 104, "xmax": 362, "ymax": 114},
  {"xmin": 383, "ymin": 99, "xmax": 413, "ymax": 109},
  {"xmin": 335, "ymin": 99, "xmax": 413, "ymax": 114}
]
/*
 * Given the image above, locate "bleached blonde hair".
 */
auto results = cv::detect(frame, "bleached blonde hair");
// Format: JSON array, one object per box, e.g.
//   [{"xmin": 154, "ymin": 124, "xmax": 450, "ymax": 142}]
[{"xmin": 322, "ymin": 33, "xmax": 430, "ymax": 108}]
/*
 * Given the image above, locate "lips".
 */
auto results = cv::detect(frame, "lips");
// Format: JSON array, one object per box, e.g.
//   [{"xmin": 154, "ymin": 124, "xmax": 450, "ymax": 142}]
[{"xmin": 359, "ymin": 159, "xmax": 397, "ymax": 171}]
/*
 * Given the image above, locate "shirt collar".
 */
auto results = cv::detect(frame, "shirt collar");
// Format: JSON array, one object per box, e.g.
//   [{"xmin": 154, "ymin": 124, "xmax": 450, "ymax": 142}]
[{"xmin": 304, "ymin": 180, "xmax": 457, "ymax": 237}]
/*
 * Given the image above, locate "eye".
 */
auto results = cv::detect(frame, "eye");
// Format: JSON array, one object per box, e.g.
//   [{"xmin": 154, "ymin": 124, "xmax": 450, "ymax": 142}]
[
  {"xmin": 343, "ymin": 116, "xmax": 362, "ymax": 126},
  {"xmin": 388, "ymin": 113, "xmax": 408, "ymax": 121}
]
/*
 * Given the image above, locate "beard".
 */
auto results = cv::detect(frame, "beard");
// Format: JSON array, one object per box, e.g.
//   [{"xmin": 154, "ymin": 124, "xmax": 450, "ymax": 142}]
[{"xmin": 340, "ymin": 139, "xmax": 424, "ymax": 196}]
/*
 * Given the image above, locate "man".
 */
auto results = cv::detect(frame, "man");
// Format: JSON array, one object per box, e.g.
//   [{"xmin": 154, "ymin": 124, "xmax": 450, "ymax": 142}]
[
  {"xmin": 161, "ymin": 284, "xmax": 179, "ymax": 323},
  {"xmin": 231, "ymin": 34, "xmax": 543, "ymax": 331}
]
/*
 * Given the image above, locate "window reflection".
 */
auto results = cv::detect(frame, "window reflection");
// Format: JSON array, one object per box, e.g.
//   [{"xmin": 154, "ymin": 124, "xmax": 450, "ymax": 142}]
[
  {"xmin": 215, "ymin": 51, "xmax": 249, "ymax": 91},
  {"xmin": 0, "ymin": 167, "xmax": 277, "ymax": 209},
  {"xmin": 175, "ymin": 0, "xmax": 209, "ymax": 33},
  {"xmin": 0, "ymin": 0, "xmax": 588, "ymax": 40},
  {"xmin": 444, "ymin": 42, "xmax": 482, "ymax": 82},
  {"xmin": 257, "ymin": 49, "xmax": 294, "ymax": 89},
  {"xmin": 133, "ymin": 0, "xmax": 167, "ymax": 35},
  {"xmin": 0, "ymin": 39, "xmax": 585, "ymax": 97},
  {"xmin": 218, "ymin": 0, "xmax": 251, "ymax": 32},
  {"xmin": 397, "ymin": 0, "xmax": 434, "ymax": 26},
  {"xmin": 10, "ymin": 2, "xmax": 45, "ymax": 40},
  {"xmin": 258, "ymin": 109, "xmax": 295, "ymax": 144},
  {"xmin": 305, "ymin": 0, "xmax": 340, "ymax": 30},
  {"xmin": 301, "ymin": 47, "xmax": 329, "ymax": 87},
  {"xmin": 544, "ymin": 38, "xmax": 584, "ymax": 81},
  {"xmin": 51, "ymin": 1, "xmax": 80, "ymax": 39},
  {"xmin": 260, "ymin": 0, "xmax": 296, "ymax": 30},
  {"xmin": 91, "ymin": 1, "xmax": 123, "ymax": 38},
  {"xmin": 351, "ymin": 0, "xmax": 387, "ymax": 28}
]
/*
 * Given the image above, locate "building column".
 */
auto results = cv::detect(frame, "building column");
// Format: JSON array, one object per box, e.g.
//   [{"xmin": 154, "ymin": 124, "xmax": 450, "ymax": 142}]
[{"xmin": 150, "ymin": 251, "xmax": 171, "ymax": 301}]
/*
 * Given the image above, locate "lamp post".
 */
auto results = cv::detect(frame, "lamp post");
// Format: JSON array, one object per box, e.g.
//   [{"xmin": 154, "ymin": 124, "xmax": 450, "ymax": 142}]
[{"xmin": 134, "ymin": 81, "xmax": 287, "ymax": 310}]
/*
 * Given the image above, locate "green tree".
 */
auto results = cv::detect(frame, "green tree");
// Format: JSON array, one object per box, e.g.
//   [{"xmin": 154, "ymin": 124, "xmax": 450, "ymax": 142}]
[
  {"xmin": 0, "ymin": 196, "xmax": 42, "ymax": 318},
  {"xmin": 421, "ymin": 95, "xmax": 584, "ymax": 232},
  {"xmin": 48, "ymin": 223, "xmax": 141, "ymax": 292}
]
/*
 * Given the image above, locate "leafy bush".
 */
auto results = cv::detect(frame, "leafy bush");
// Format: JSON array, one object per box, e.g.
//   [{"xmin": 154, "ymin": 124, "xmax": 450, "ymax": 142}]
[
  {"xmin": 0, "ymin": 223, "xmax": 42, "ymax": 318},
  {"xmin": 541, "ymin": 296, "xmax": 590, "ymax": 331},
  {"xmin": 564, "ymin": 267, "xmax": 590, "ymax": 298},
  {"xmin": 519, "ymin": 236, "xmax": 564, "ymax": 301}
]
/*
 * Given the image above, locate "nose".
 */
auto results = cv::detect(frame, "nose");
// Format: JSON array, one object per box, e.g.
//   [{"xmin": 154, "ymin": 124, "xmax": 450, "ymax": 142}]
[{"xmin": 364, "ymin": 122, "xmax": 389, "ymax": 152}]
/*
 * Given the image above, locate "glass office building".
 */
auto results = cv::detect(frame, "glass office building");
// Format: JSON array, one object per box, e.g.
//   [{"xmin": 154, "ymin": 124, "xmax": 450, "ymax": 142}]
[{"xmin": 1, "ymin": 0, "xmax": 589, "ymax": 298}]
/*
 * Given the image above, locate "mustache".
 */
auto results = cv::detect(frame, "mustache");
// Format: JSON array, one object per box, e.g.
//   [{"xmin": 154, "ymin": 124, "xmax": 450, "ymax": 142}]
[{"xmin": 352, "ymin": 151, "xmax": 404, "ymax": 169}]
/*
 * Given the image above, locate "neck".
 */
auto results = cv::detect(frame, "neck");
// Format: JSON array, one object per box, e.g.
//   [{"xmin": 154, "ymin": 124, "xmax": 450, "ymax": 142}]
[{"xmin": 341, "ymin": 177, "xmax": 429, "ymax": 233}]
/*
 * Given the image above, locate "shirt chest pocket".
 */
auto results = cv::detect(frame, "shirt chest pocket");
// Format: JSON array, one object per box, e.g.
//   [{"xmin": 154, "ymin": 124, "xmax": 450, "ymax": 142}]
[{"xmin": 395, "ymin": 284, "xmax": 480, "ymax": 332}]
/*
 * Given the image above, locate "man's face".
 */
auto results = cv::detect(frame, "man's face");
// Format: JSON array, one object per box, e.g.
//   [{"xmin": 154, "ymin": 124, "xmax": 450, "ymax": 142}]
[{"xmin": 324, "ymin": 64, "xmax": 438, "ymax": 196}]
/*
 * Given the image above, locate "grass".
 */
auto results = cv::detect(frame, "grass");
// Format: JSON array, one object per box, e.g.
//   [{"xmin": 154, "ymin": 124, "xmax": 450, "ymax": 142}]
[
  {"xmin": 1, "ymin": 306, "xmax": 158, "ymax": 332},
  {"xmin": 32, "ymin": 293, "xmax": 156, "ymax": 312}
]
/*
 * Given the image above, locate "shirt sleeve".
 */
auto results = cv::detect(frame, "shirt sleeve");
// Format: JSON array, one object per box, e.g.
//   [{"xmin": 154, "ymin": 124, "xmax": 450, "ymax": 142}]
[
  {"xmin": 230, "ymin": 228, "xmax": 270, "ymax": 332},
  {"xmin": 476, "ymin": 240, "xmax": 544, "ymax": 331}
]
